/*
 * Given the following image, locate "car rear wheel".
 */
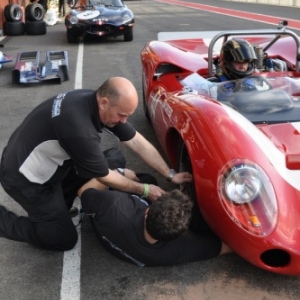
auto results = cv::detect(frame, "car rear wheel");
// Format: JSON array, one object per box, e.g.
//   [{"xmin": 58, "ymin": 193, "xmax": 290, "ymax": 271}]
[
  {"xmin": 124, "ymin": 29, "xmax": 133, "ymax": 42},
  {"xmin": 67, "ymin": 30, "xmax": 78, "ymax": 43}
]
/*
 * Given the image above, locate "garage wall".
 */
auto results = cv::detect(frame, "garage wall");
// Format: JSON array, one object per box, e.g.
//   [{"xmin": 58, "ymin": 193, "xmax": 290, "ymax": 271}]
[{"xmin": 229, "ymin": 0, "xmax": 300, "ymax": 7}]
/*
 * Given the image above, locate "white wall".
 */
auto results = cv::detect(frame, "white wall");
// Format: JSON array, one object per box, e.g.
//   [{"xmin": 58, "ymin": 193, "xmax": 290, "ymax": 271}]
[{"xmin": 228, "ymin": 0, "xmax": 300, "ymax": 7}]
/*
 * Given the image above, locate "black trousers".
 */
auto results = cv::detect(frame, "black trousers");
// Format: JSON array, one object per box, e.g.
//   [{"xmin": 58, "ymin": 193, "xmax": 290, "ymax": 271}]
[
  {"xmin": 0, "ymin": 147, "xmax": 133, "ymax": 251},
  {"xmin": 0, "ymin": 180, "xmax": 78, "ymax": 250},
  {"xmin": 58, "ymin": 0, "xmax": 66, "ymax": 16}
]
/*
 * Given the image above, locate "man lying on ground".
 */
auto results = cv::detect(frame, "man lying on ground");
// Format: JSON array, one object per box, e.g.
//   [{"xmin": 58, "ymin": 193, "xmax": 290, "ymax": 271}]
[{"xmin": 78, "ymin": 179, "xmax": 232, "ymax": 267}]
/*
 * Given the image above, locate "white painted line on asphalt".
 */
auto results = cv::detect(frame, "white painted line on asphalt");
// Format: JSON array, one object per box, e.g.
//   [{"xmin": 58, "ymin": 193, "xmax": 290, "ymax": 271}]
[
  {"xmin": 75, "ymin": 43, "xmax": 84, "ymax": 90},
  {"xmin": 60, "ymin": 224, "xmax": 82, "ymax": 300},
  {"xmin": 60, "ymin": 43, "xmax": 84, "ymax": 300}
]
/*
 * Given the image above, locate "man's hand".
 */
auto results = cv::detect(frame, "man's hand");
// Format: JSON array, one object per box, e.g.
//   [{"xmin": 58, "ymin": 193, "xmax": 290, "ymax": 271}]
[
  {"xmin": 171, "ymin": 172, "xmax": 193, "ymax": 185},
  {"xmin": 146, "ymin": 184, "xmax": 166, "ymax": 202},
  {"xmin": 123, "ymin": 168, "xmax": 140, "ymax": 181}
]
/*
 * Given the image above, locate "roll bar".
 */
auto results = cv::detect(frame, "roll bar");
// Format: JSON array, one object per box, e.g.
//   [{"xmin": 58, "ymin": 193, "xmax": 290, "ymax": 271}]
[{"xmin": 207, "ymin": 21, "xmax": 300, "ymax": 76}]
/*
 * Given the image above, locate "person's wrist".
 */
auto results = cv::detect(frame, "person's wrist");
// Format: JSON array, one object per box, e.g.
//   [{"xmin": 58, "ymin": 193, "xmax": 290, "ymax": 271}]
[
  {"xmin": 167, "ymin": 169, "xmax": 176, "ymax": 182},
  {"xmin": 117, "ymin": 168, "xmax": 125, "ymax": 176},
  {"xmin": 141, "ymin": 183, "xmax": 149, "ymax": 198}
]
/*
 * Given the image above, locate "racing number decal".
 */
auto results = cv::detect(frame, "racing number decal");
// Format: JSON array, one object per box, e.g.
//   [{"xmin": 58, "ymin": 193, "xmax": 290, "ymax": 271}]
[{"xmin": 77, "ymin": 10, "xmax": 100, "ymax": 20}]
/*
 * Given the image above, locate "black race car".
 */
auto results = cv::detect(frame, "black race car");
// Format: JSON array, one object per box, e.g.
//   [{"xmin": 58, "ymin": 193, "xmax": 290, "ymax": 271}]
[{"xmin": 65, "ymin": 0, "xmax": 135, "ymax": 43}]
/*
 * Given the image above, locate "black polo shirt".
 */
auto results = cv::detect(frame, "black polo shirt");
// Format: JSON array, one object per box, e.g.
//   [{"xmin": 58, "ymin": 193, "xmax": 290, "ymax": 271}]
[
  {"xmin": 2, "ymin": 89, "xmax": 136, "ymax": 185},
  {"xmin": 82, "ymin": 189, "xmax": 222, "ymax": 267}
]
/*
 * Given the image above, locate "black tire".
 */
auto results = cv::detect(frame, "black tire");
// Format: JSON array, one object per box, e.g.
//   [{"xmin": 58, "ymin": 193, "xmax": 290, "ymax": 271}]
[
  {"xmin": 178, "ymin": 140, "xmax": 194, "ymax": 196},
  {"xmin": 177, "ymin": 140, "xmax": 212, "ymax": 233},
  {"xmin": 124, "ymin": 28, "xmax": 133, "ymax": 42},
  {"xmin": 3, "ymin": 21, "xmax": 25, "ymax": 36},
  {"xmin": 25, "ymin": 20, "xmax": 47, "ymax": 35},
  {"xmin": 67, "ymin": 29, "xmax": 78, "ymax": 43},
  {"xmin": 4, "ymin": 4, "xmax": 23, "ymax": 22},
  {"xmin": 25, "ymin": 3, "xmax": 45, "ymax": 21}
]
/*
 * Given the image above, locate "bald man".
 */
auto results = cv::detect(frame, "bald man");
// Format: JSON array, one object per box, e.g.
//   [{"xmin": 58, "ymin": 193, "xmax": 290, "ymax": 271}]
[{"xmin": 0, "ymin": 77, "xmax": 192, "ymax": 251}]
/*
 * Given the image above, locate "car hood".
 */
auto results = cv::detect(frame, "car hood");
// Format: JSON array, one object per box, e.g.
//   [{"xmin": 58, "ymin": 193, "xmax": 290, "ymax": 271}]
[
  {"xmin": 73, "ymin": 6, "xmax": 130, "ymax": 20},
  {"xmin": 95, "ymin": 6, "xmax": 127, "ymax": 15}
]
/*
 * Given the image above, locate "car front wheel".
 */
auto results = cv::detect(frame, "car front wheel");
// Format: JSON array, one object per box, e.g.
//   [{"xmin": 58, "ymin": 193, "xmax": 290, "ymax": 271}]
[
  {"xmin": 177, "ymin": 139, "xmax": 212, "ymax": 233},
  {"xmin": 67, "ymin": 29, "xmax": 78, "ymax": 43},
  {"xmin": 124, "ymin": 29, "xmax": 133, "ymax": 42}
]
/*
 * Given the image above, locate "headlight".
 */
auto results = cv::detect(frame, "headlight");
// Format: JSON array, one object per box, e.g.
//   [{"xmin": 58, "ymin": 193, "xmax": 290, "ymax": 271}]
[
  {"xmin": 218, "ymin": 160, "xmax": 278, "ymax": 236},
  {"xmin": 69, "ymin": 15, "xmax": 78, "ymax": 25},
  {"xmin": 224, "ymin": 166, "xmax": 261, "ymax": 203},
  {"xmin": 122, "ymin": 13, "xmax": 133, "ymax": 24}
]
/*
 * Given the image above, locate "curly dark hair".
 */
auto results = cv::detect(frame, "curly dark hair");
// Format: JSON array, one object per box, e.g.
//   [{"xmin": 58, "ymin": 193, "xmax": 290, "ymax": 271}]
[{"xmin": 145, "ymin": 190, "xmax": 194, "ymax": 241}]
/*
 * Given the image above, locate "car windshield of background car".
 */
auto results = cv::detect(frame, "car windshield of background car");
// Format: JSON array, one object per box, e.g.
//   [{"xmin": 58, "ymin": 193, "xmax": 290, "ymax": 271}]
[{"xmin": 90, "ymin": 0, "xmax": 124, "ymax": 7}]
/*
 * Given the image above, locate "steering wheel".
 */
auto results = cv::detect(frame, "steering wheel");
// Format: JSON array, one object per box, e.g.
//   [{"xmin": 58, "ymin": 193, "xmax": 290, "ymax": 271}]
[
  {"xmin": 217, "ymin": 80, "xmax": 242, "ymax": 96},
  {"xmin": 217, "ymin": 75, "xmax": 273, "ymax": 98}
]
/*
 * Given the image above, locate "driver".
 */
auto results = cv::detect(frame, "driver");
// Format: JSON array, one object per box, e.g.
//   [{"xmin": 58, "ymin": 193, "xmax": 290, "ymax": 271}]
[{"xmin": 211, "ymin": 39, "xmax": 258, "ymax": 82}]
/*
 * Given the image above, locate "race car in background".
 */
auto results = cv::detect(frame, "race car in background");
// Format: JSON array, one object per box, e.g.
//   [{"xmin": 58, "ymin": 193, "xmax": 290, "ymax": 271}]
[
  {"xmin": 65, "ymin": 0, "xmax": 135, "ymax": 43},
  {"xmin": 141, "ymin": 20, "xmax": 300, "ymax": 275}
]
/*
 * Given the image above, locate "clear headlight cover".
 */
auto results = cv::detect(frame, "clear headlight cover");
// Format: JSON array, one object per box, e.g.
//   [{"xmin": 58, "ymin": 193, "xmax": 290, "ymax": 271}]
[
  {"xmin": 122, "ymin": 13, "xmax": 133, "ymax": 24},
  {"xmin": 218, "ymin": 160, "xmax": 278, "ymax": 236},
  {"xmin": 69, "ymin": 15, "xmax": 78, "ymax": 25},
  {"xmin": 225, "ymin": 166, "xmax": 261, "ymax": 204}
]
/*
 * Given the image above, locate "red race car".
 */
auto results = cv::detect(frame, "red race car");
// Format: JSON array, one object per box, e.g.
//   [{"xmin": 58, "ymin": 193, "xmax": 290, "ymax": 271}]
[{"xmin": 141, "ymin": 20, "xmax": 300, "ymax": 275}]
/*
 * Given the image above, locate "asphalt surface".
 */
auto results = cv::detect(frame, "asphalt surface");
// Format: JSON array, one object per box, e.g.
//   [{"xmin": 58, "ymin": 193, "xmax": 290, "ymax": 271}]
[{"xmin": 0, "ymin": 1, "xmax": 300, "ymax": 300}]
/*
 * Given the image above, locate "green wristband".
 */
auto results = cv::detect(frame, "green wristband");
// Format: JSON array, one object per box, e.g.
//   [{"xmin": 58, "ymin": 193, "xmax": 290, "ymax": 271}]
[{"xmin": 142, "ymin": 183, "xmax": 149, "ymax": 198}]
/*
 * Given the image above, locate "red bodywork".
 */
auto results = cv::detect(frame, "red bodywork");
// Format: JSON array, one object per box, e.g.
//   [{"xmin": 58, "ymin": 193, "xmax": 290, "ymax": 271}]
[{"xmin": 141, "ymin": 27, "xmax": 300, "ymax": 275}]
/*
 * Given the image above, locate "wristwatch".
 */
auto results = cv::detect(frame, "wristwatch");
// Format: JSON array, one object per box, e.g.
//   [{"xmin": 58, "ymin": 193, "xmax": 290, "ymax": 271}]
[
  {"xmin": 117, "ymin": 168, "xmax": 125, "ymax": 176},
  {"xmin": 167, "ymin": 169, "xmax": 176, "ymax": 182}
]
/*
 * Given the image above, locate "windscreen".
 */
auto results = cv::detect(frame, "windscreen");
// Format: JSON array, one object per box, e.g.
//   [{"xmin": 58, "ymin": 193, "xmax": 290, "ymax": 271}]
[
  {"xmin": 181, "ymin": 73, "xmax": 300, "ymax": 124},
  {"xmin": 89, "ymin": 0, "xmax": 124, "ymax": 7}
]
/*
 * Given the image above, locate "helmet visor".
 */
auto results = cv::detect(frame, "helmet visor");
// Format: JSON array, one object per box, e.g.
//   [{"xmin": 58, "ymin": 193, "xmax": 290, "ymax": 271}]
[{"xmin": 229, "ymin": 40, "xmax": 257, "ymax": 62}]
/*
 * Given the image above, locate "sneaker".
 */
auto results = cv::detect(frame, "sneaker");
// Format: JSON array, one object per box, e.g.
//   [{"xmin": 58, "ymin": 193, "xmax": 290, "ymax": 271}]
[
  {"xmin": 69, "ymin": 197, "xmax": 84, "ymax": 226},
  {"xmin": 69, "ymin": 206, "xmax": 79, "ymax": 218}
]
